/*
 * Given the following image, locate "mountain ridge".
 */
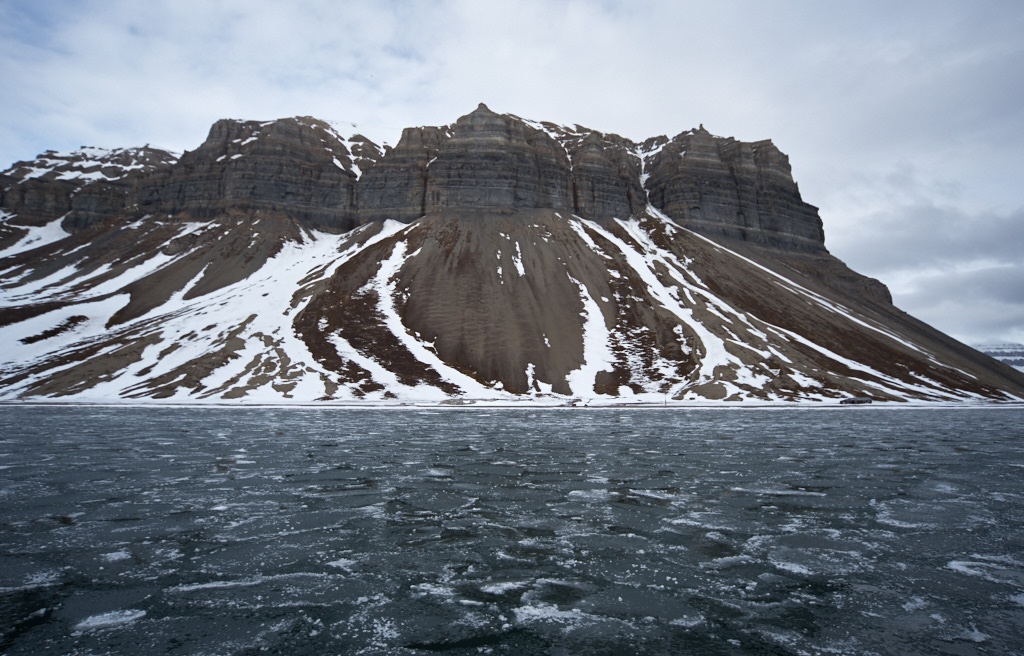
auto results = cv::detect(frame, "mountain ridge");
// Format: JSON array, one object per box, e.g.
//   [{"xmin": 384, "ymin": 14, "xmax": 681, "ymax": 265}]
[
  {"xmin": 2, "ymin": 105, "xmax": 1023, "ymax": 404},
  {"xmin": 975, "ymin": 343, "xmax": 1024, "ymax": 373}
]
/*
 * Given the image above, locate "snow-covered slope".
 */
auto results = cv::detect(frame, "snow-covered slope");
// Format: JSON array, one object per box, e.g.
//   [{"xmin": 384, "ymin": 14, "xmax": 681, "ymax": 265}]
[
  {"xmin": 2, "ymin": 145, "xmax": 178, "ymax": 185},
  {"xmin": 1, "ymin": 206, "xmax": 1021, "ymax": 404}
]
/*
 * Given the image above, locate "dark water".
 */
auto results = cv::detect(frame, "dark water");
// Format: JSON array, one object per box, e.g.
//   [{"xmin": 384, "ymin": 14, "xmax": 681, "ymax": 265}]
[{"xmin": 1, "ymin": 406, "xmax": 1023, "ymax": 655}]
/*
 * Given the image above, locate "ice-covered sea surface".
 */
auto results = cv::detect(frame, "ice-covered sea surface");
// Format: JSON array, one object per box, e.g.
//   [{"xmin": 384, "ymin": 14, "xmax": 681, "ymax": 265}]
[{"xmin": 2, "ymin": 406, "xmax": 1023, "ymax": 655}]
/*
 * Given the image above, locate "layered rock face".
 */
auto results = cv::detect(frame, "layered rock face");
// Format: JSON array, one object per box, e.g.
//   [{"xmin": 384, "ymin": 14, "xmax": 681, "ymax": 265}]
[
  {"xmin": 136, "ymin": 117, "xmax": 381, "ymax": 231},
  {"xmin": 359, "ymin": 105, "xmax": 574, "ymax": 222},
  {"xmin": 2, "ymin": 104, "xmax": 828, "ymax": 251},
  {"xmin": 644, "ymin": 127, "xmax": 824, "ymax": 250},
  {"xmin": 356, "ymin": 125, "xmax": 449, "ymax": 224},
  {"xmin": 567, "ymin": 131, "xmax": 646, "ymax": 221},
  {"xmin": 356, "ymin": 105, "xmax": 826, "ymax": 251},
  {"xmin": 0, "ymin": 146, "xmax": 177, "ymax": 229},
  {"xmin": 425, "ymin": 105, "xmax": 573, "ymax": 213}
]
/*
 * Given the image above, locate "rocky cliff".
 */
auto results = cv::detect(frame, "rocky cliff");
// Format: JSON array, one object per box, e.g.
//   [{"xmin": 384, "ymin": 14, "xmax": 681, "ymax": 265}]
[
  {"xmin": 136, "ymin": 116, "xmax": 382, "ymax": 231},
  {"xmin": 0, "ymin": 146, "xmax": 176, "ymax": 239},
  {"xmin": 356, "ymin": 105, "xmax": 824, "ymax": 252},
  {"xmin": 2, "ymin": 104, "xmax": 1022, "ymax": 403},
  {"xmin": 643, "ymin": 127, "xmax": 825, "ymax": 250},
  {"xmin": 2, "ymin": 104, "xmax": 828, "ymax": 251}
]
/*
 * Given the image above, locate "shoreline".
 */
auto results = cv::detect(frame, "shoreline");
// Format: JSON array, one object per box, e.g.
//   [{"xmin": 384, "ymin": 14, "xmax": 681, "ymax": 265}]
[{"xmin": 1, "ymin": 398, "xmax": 1021, "ymax": 411}]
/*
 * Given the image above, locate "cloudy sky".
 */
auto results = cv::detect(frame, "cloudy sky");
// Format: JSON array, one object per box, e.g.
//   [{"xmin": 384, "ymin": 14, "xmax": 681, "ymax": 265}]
[{"xmin": 2, "ymin": 0, "xmax": 1022, "ymax": 345}]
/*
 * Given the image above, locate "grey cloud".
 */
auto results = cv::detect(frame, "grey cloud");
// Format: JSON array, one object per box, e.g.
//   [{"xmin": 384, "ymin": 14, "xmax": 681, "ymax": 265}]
[
  {"xmin": 905, "ymin": 266, "xmax": 1024, "ymax": 307},
  {"xmin": 898, "ymin": 276, "xmax": 1024, "ymax": 344},
  {"xmin": 826, "ymin": 198, "xmax": 1024, "ymax": 343},
  {"xmin": 831, "ymin": 203, "xmax": 1024, "ymax": 274}
]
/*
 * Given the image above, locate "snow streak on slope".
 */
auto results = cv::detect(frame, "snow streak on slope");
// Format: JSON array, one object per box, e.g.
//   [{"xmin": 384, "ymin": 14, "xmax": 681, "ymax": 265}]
[
  {"xmin": 350, "ymin": 235, "xmax": 500, "ymax": 399},
  {"xmin": 564, "ymin": 273, "xmax": 616, "ymax": 397},
  {"xmin": 0, "ymin": 221, "xmax": 403, "ymax": 402},
  {"xmin": 568, "ymin": 215, "xmax": 749, "ymax": 398},
  {"xmin": 0, "ymin": 215, "xmax": 71, "ymax": 258},
  {"xmin": 677, "ymin": 215, "xmax": 931, "ymax": 358},
  {"xmin": 560, "ymin": 212, "xmax": 987, "ymax": 403}
]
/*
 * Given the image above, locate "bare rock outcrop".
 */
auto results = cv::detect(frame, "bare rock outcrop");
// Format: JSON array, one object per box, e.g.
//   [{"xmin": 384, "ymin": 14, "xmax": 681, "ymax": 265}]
[
  {"xmin": 0, "ymin": 146, "xmax": 176, "ymax": 229},
  {"xmin": 565, "ymin": 130, "xmax": 646, "ymax": 221},
  {"xmin": 3, "ymin": 106, "xmax": 830, "ymax": 253},
  {"xmin": 357, "ymin": 125, "xmax": 449, "ymax": 224},
  {"xmin": 644, "ymin": 127, "xmax": 825, "ymax": 251},
  {"xmin": 425, "ymin": 104, "xmax": 574, "ymax": 213},
  {"xmin": 359, "ymin": 104, "xmax": 576, "ymax": 223},
  {"xmin": 136, "ymin": 117, "xmax": 380, "ymax": 231},
  {"xmin": 356, "ymin": 107, "xmax": 826, "ymax": 253}
]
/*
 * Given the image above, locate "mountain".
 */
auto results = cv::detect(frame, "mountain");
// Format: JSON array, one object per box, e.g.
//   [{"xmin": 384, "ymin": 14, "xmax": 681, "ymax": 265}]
[
  {"xmin": 2, "ymin": 104, "xmax": 1023, "ymax": 404},
  {"xmin": 975, "ymin": 344, "xmax": 1024, "ymax": 373}
]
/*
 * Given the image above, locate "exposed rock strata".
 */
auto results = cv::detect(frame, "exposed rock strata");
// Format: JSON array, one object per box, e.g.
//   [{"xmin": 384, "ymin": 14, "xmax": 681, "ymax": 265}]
[
  {"xmin": 643, "ymin": 127, "xmax": 824, "ymax": 251},
  {"xmin": 0, "ymin": 146, "xmax": 177, "ymax": 231},
  {"xmin": 357, "ymin": 125, "xmax": 449, "ymax": 224},
  {"xmin": 567, "ymin": 131, "xmax": 646, "ymax": 221},
  {"xmin": 136, "ymin": 117, "xmax": 379, "ymax": 231},
  {"xmin": 424, "ymin": 105, "xmax": 573, "ymax": 213},
  {"xmin": 4, "ymin": 104, "xmax": 830, "ymax": 251}
]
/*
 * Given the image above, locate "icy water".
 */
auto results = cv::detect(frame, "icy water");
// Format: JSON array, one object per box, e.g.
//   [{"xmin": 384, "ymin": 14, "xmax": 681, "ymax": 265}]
[{"xmin": 1, "ymin": 407, "xmax": 1023, "ymax": 655}]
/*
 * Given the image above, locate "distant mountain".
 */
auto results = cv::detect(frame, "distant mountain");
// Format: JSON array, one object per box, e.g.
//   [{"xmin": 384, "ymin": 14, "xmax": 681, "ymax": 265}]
[
  {"xmin": 2, "ymin": 104, "xmax": 1023, "ymax": 403},
  {"xmin": 975, "ymin": 343, "xmax": 1024, "ymax": 373}
]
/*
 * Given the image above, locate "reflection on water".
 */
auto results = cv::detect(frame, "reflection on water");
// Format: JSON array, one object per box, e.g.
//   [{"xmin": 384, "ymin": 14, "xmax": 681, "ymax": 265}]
[{"xmin": 1, "ymin": 406, "xmax": 1023, "ymax": 654}]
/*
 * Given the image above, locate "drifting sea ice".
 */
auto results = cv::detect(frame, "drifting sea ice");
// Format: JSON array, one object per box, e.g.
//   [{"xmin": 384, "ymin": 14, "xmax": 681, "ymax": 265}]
[{"xmin": 2, "ymin": 405, "xmax": 1023, "ymax": 654}]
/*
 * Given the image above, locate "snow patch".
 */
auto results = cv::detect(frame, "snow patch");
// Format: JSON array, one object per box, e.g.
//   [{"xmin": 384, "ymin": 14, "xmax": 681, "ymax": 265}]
[
  {"xmin": 564, "ymin": 274, "xmax": 615, "ymax": 397},
  {"xmin": 0, "ymin": 218, "xmax": 70, "ymax": 257}
]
